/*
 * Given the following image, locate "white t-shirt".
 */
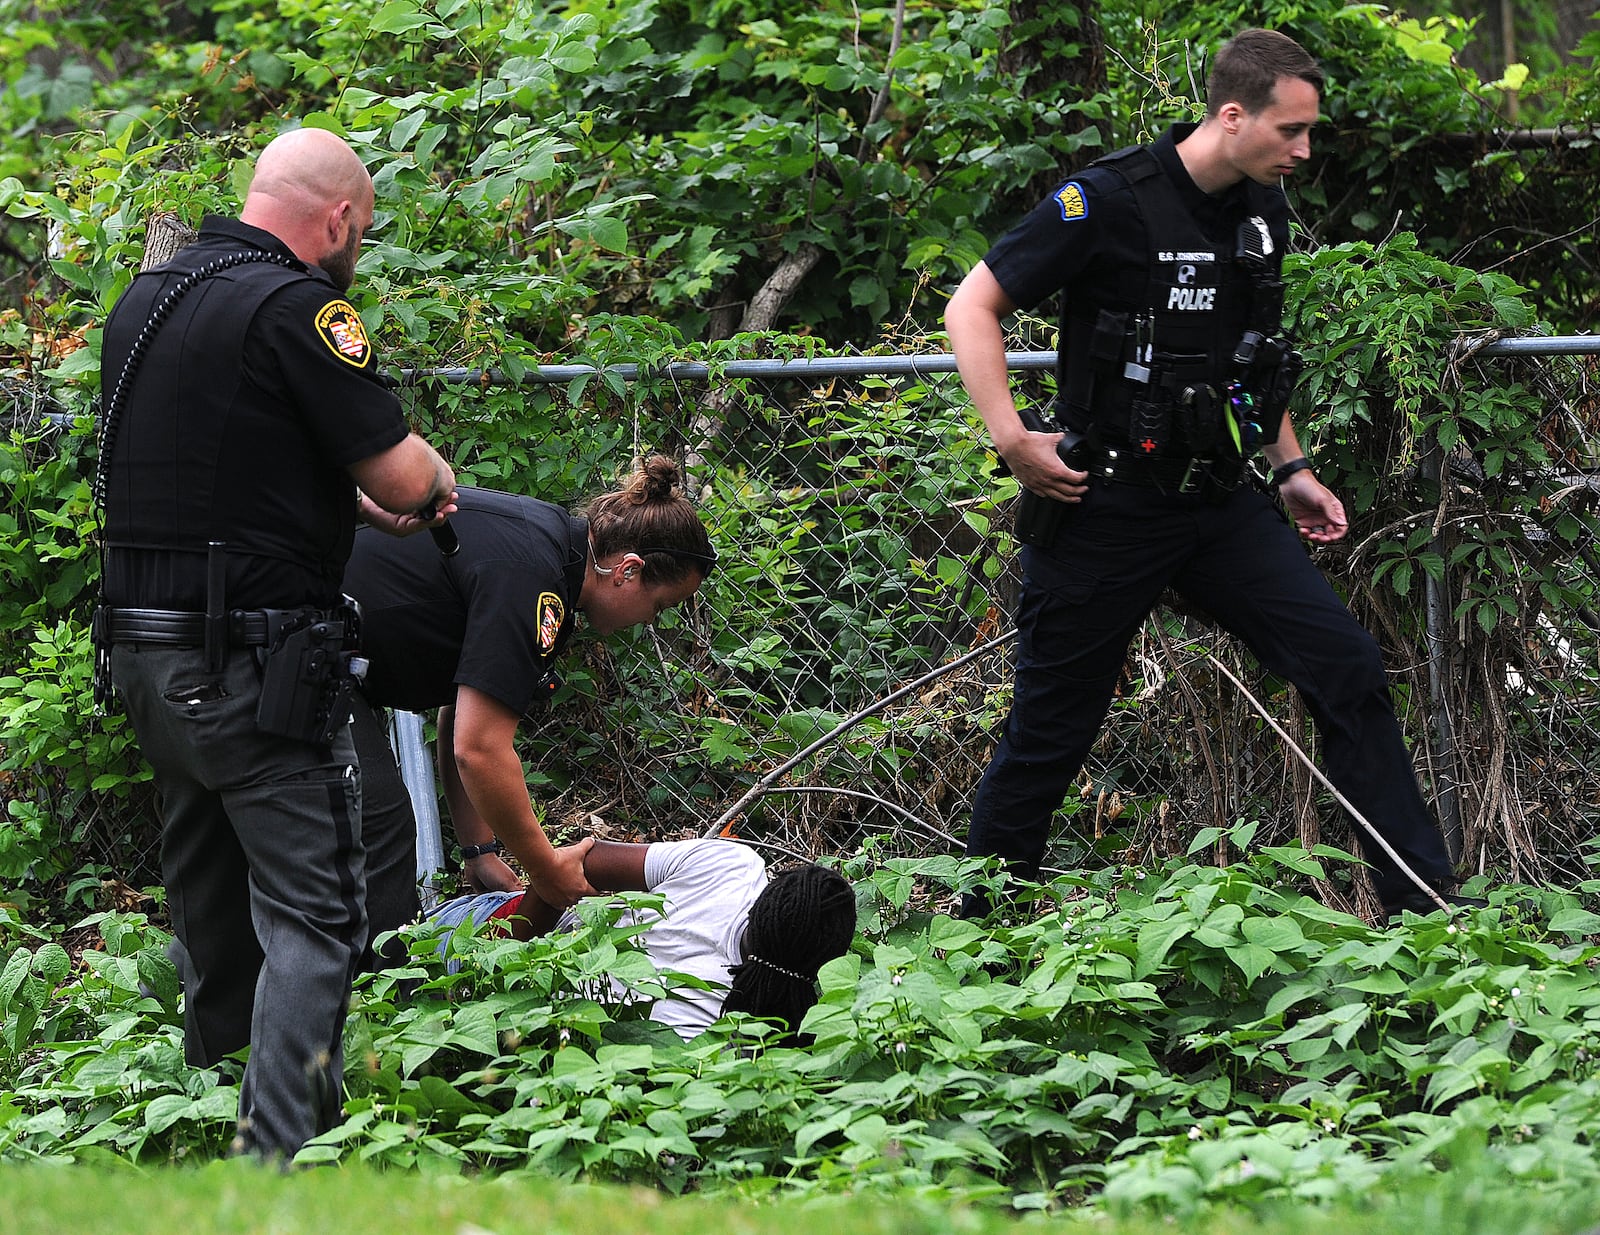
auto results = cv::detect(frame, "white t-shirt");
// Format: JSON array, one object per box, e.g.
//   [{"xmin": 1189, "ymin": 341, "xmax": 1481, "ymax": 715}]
[{"xmin": 430, "ymin": 838, "xmax": 769, "ymax": 1038}]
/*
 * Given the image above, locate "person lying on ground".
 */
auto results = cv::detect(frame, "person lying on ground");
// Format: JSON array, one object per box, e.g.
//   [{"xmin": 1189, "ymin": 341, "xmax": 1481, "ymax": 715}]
[{"xmin": 425, "ymin": 837, "xmax": 857, "ymax": 1043}]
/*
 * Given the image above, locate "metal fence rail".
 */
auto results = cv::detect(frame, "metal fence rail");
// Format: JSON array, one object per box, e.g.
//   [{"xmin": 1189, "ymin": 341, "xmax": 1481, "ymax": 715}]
[
  {"xmin": 10, "ymin": 335, "xmax": 1599, "ymax": 915},
  {"xmin": 384, "ymin": 334, "xmax": 1600, "ymax": 918},
  {"xmin": 398, "ymin": 336, "xmax": 1598, "ymax": 386}
]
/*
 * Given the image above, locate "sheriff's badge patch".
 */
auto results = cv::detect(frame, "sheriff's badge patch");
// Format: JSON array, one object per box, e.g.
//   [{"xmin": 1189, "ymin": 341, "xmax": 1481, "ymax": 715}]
[
  {"xmin": 314, "ymin": 300, "xmax": 373, "ymax": 368},
  {"xmin": 537, "ymin": 592, "xmax": 564, "ymax": 652}
]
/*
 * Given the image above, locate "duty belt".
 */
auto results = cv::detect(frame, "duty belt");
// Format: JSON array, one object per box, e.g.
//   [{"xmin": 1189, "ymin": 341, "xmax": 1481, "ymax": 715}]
[
  {"xmin": 1085, "ymin": 446, "xmax": 1246, "ymax": 495},
  {"xmin": 97, "ymin": 606, "xmax": 317, "ymax": 648}
]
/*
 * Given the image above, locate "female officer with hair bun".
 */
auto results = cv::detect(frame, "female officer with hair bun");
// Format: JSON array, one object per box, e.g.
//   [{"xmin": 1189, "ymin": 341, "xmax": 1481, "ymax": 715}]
[{"xmin": 344, "ymin": 454, "xmax": 719, "ymax": 953}]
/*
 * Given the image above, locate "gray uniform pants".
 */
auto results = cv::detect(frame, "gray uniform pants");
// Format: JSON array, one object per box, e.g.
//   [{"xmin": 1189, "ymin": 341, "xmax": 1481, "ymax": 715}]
[{"xmin": 111, "ymin": 642, "xmax": 365, "ymax": 1159}]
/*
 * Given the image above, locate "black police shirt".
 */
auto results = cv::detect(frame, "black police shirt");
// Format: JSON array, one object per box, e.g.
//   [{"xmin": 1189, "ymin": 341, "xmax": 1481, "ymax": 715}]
[
  {"xmin": 343, "ymin": 488, "xmax": 588, "ymax": 716},
  {"xmin": 100, "ymin": 216, "xmax": 409, "ymax": 611},
  {"xmin": 984, "ymin": 124, "xmax": 1289, "ymax": 316}
]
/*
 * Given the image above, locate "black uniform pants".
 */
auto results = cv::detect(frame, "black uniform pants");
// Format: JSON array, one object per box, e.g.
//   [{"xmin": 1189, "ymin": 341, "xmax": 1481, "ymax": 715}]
[
  {"xmin": 110, "ymin": 643, "xmax": 364, "ymax": 1159},
  {"xmin": 966, "ymin": 480, "xmax": 1454, "ymax": 909}
]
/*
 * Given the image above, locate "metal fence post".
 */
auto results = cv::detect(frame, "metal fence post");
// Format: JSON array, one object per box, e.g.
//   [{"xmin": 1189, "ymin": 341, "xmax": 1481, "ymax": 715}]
[
  {"xmin": 1419, "ymin": 433, "xmax": 1464, "ymax": 862},
  {"xmin": 388, "ymin": 709, "xmax": 447, "ymax": 912}
]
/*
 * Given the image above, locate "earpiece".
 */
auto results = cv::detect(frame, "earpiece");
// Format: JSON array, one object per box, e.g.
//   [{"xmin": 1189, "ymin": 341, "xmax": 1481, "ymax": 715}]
[{"xmin": 587, "ymin": 536, "xmax": 640, "ymax": 581}]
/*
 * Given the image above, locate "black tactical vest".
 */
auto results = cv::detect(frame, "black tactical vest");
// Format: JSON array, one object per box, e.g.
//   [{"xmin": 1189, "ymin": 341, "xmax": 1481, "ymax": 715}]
[
  {"xmin": 1058, "ymin": 144, "xmax": 1285, "ymax": 456},
  {"xmin": 100, "ymin": 241, "xmax": 357, "ymax": 610}
]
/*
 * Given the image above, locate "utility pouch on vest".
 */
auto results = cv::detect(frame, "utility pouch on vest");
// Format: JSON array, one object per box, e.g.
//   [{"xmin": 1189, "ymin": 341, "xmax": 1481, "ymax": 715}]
[
  {"xmin": 1253, "ymin": 340, "xmax": 1303, "ymax": 436},
  {"xmin": 255, "ymin": 606, "xmax": 366, "ymax": 746},
  {"xmin": 1127, "ymin": 394, "xmax": 1167, "ymax": 455},
  {"xmin": 1089, "ymin": 309, "xmax": 1130, "ymax": 366},
  {"xmin": 1261, "ymin": 346, "xmax": 1302, "ymax": 429},
  {"xmin": 1228, "ymin": 330, "xmax": 1302, "ymax": 446},
  {"xmin": 1178, "ymin": 382, "xmax": 1220, "ymax": 453}
]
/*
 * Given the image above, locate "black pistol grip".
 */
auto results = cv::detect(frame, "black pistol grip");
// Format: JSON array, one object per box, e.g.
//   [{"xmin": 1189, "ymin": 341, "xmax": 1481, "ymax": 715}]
[
  {"xmin": 1057, "ymin": 430, "xmax": 1090, "ymax": 471},
  {"xmin": 419, "ymin": 505, "xmax": 460, "ymax": 557},
  {"xmin": 1016, "ymin": 405, "xmax": 1049, "ymax": 434}
]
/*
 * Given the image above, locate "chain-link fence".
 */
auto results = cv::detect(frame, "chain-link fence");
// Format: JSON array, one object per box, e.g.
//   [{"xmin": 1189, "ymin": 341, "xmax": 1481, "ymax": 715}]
[
  {"xmin": 484, "ymin": 335, "xmax": 1600, "ymax": 918},
  {"xmin": 6, "ymin": 336, "xmax": 1600, "ymax": 914}
]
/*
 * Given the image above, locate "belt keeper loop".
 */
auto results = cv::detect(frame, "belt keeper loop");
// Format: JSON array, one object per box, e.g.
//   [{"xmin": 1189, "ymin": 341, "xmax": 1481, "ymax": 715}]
[{"xmin": 204, "ymin": 541, "xmax": 226, "ymax": 674}]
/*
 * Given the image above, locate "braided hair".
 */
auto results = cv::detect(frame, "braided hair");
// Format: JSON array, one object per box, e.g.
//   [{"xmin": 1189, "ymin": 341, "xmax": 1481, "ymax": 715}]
[{"xmin": 722, "ymin": 863, "xmax": 856, "ymax": 1045}]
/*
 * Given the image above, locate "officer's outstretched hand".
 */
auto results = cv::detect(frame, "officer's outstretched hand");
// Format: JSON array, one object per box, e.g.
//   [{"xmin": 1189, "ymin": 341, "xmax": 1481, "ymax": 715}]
[
  {"xmin": 528, "ymin": 836, "xmax": 598, "ymax": 910},
  {"xmin": 1279, "ymin": 470, "xmax": 1348, "ymax": 545},
  {"xmin": 1004, "ymin": 430, "xmax": 1090, "ymax": 503}
]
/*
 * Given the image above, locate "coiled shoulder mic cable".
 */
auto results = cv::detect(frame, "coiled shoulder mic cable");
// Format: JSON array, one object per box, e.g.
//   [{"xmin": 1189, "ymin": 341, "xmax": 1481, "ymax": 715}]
[{"xmin": 93, "ymin": 250, "xmax": 299, "ymax": 512}]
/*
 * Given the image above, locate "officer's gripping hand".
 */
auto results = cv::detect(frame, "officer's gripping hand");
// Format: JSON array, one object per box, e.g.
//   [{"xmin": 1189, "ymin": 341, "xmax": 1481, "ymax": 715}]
[
  {"xmin": 1279, "ymin": 471, "xmax": 1348, "ymax": 545},
  {"xmin": 528, "ymin": 836, "xmax": 598, "ymax": 910},
  {"xmin": 463, "ymin": 849, "xmax": 521, "ymax": 895},
  {"xmin": 357, "ymin": 490, "xmax": 459, "ymax": 538},
  {"xmin": 1001, "ymin": 429, "xmax": 1090, "ymax": 504}
]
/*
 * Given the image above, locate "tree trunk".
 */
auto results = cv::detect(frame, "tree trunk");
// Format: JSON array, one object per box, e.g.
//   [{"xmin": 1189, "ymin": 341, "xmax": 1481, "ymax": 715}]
[
  {"xmin": 998, "ymin": 0, "xmax": 1109, "ymax": 206},
  {"xmin": 140, "ymin": 211, "xmax": 197, "ymax": 270},
  {"xmin": 686, "ymin": 242, "xmax": 824, "ymax": 481},
  {"xmin": 734, "ymin": 242, "xmax": 823, "ymax": 337}
]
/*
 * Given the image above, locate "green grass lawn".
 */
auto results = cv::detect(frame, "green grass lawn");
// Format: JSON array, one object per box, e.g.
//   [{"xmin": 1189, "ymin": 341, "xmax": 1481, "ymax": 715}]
[{"xmin": 0, "ymin": 1163, "xmax": 1595, "ymax": 1235}]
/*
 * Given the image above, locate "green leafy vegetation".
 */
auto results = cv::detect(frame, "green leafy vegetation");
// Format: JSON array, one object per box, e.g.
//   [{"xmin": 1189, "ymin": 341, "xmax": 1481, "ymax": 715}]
[
  {"xmin": 2, "ymin": 0, "xmax": 1600, "ymax": 1214},
  {"xmin": 0, "ymin": 1154, "xmax": 1591, "ymax": 1235},
  {"xmin": 6, "ymin": 840, "xmax": 1600, "ymax": 1219}
]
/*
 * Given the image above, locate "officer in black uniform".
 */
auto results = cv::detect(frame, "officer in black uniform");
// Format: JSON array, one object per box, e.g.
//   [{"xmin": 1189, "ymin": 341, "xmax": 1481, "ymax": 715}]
[
  {"xmin": 946, "ymin": 29, "xmax": 1459, "ymax": 918},
  {"xmin": 342, "ymin": 456, "xmax": 717, "ymax": 948},
  {"xmin": 96, "ymin": 127, "xmax": 456, "ymax": 1158}
]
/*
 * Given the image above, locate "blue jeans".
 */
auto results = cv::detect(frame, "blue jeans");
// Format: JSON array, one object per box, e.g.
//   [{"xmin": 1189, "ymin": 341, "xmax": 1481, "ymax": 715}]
[
  {"xmin": 349, "ymin": 690, "xmax": 424, "ymax": 963},
  {"xmin": 967, "ymin": 480, "xmax": 1453, "ymax": 908}
]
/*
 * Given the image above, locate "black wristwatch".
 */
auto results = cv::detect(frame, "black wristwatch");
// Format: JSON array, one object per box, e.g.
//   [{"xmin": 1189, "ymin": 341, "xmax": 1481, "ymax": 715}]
[
  {"xmin": 1272, "ymin": 456, "xmax": 1314, "ymax": 486},
  {"xmin": 459, "ymin": 839, "xmax": 505, "ymax": 860}
]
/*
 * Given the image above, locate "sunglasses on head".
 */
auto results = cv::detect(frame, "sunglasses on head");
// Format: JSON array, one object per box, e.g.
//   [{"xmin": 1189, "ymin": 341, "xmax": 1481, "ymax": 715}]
[{"xmin": 640, "ymin": 545, "xmax": 719, "ymax": 578}]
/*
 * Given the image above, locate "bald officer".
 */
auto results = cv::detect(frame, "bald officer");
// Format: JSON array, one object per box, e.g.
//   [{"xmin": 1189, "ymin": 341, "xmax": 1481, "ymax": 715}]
[{"xmin": 97, "ymin": 126, "xmax": 455, "ymax": 1159}]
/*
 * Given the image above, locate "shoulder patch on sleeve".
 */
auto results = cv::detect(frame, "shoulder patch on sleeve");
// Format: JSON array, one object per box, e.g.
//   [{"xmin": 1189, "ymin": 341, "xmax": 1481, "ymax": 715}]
[
  {"xmin": 314, "ymin": 300, "xmax": 373, "ymax": 368},
  {"xmin": 1054, "ymin": 181, "xmax": 1089, "ymax": 222},
  {"xmin": 536, "ymin": 592, "xmax": 564, "ymax": 652}
]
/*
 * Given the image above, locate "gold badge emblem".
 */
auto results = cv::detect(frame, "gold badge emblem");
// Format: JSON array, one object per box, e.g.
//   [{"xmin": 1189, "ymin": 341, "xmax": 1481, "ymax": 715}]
[
  {"xmin": 537, "ymin": 592, "xmax": 564, "ymax": 652},
  {"xmin": 1054, "ymin": 182, "xmax": 1088, "ymax": 222},
  {"xmin": 314, "ymin": 300, "xmax": 372, "ymax": 368}
]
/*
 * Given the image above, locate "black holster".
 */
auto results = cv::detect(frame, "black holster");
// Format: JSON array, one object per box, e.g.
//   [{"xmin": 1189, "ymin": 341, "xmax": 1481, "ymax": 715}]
[
  {"xmin": 1011, "ymin": 406, "xmax": 1088, "ymax": 551},
  {"xmin": 255, "ymin": 602, "xmax": 366, "ymax": 746}
]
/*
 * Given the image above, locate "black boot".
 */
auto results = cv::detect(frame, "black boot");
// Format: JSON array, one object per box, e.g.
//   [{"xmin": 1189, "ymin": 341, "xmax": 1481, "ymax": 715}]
[{"xmin": 1383, "ymin": 884, "xmax": 1489, "ymax": 922}]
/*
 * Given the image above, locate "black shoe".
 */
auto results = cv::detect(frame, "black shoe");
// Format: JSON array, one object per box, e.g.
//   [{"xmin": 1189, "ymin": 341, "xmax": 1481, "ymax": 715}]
[
  {"xmin": 1384, "ymin": 888, "xmax": 1489, "ymax": 921},
  {"xmin": 958, "ymin": 890, "xmax": 991, "ymax": 920}
]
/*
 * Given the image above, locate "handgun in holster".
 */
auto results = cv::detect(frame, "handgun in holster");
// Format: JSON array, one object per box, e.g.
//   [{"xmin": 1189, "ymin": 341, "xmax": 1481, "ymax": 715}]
[
  {"xmin": 255, "ymin": 601, "xmax": 367, "ymax": 747},
  {"xmin": 1010, "ymin": 406, "xmax": 1088, "ymax": 550}
]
